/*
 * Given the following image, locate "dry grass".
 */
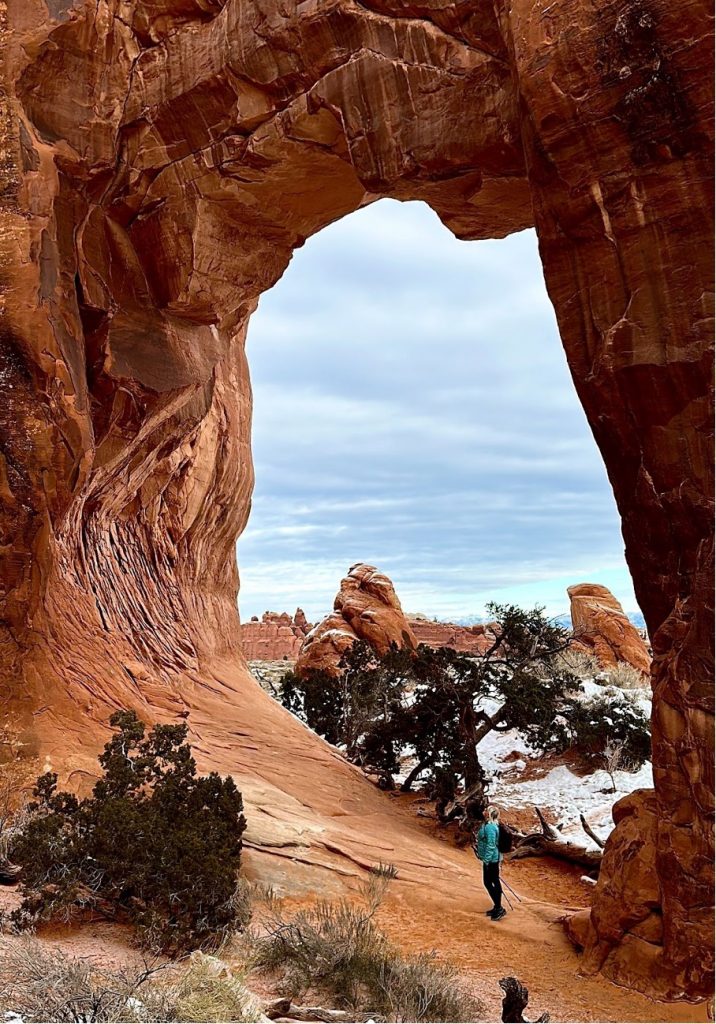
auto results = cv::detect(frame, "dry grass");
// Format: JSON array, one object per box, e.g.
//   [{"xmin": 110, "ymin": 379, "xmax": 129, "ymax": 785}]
[
  {"xmin": 0, "ymin": 939, "xmax": 261, "ymax": 1023},
  {"xmin": 606, "ymin": 661, "xmax": 649, "ymax": 690},
  {"xmin": 246, "ymin": 873, "xmax": 483, "ymax": 1022},
  {"xmin": 552, "ymin": 647, "xmax": 603, "ymax": 681}
]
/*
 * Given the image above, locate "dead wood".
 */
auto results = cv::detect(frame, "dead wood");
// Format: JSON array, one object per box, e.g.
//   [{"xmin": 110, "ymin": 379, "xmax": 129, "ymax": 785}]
[
  {"xmin": 263, "ymin": 1001, "xmax": 383, "ymax": 1023},
  {"xmin": 508, "ymin": 807, "xmax": 602, "ymax": 870},
  {"xmin": 499, "ymin": 976, "xmax": 550, "ymax": 1023},
  {"xmin": 579, "ymin": 812, "xmax": 606, "ymax": 849}
]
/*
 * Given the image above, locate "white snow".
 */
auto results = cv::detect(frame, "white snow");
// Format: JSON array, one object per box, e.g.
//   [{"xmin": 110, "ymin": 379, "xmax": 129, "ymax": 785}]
[
  {"xmin": 483, "ymin": 681, "xmax": 654, "ymax": 847},
  {"xmin": 397, "ymin": 679, "xmax": 653, "ymax": 850}
]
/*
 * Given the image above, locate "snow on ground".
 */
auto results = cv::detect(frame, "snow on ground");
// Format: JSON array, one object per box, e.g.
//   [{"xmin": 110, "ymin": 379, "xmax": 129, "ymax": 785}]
[
  {"xmin": 395, "ymin": 681, "xmax": 654, "ymax": 850},
  {"xmin": 481, "ymin": 683, "xmax": 653, "ymax": 848}
]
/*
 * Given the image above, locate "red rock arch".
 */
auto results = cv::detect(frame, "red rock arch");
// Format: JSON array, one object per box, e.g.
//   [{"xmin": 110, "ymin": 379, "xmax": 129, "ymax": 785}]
[{"xmin": 1, "ymin": 0, "xmax": 712, "ymax": 1001}]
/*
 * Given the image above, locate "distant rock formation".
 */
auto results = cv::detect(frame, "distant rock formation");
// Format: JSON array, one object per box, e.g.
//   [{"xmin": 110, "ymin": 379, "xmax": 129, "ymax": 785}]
[
  {"xmin": 568, "ymin": 585, "xmax": 651, "ymax": 676},
  {"xmin": 296, "ymin": 564, "xmax": 416, "ymax": 676},
  {"xmin": 408, "ymin": 618, "xmax": 498, "ymax": 655},
  {"xmin": 239, "ymin": 609, "xmax": 312, "ymax": 661}
]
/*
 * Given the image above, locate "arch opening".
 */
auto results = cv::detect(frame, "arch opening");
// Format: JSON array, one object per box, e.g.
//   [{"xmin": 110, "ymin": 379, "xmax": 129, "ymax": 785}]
[{"xmin": 240, "ymin": 199, "xmax": 638, "ymax": 627}]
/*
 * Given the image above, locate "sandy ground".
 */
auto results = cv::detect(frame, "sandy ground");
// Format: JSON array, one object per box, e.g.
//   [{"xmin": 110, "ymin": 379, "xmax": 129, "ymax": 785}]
[{"xmin": 0, "ymin": 853, "xmax": 708, "ymax": 1024}]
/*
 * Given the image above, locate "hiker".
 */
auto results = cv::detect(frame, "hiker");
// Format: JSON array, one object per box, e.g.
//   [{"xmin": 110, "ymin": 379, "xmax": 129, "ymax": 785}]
[{"xmin": 474, "ymin": 804, "xmax": 506, "ymax": 921}]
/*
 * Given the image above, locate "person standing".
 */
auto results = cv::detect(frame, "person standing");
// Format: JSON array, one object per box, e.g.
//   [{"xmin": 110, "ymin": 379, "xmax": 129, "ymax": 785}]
[{"xmin": 475, "ymin": 805, "xmax": 506, "ymax": 921}]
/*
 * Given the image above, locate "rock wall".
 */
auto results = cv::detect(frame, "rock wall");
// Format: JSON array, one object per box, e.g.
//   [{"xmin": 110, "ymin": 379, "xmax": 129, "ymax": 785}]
[
  {"xmin": 240, "ymin": 610, "xmax": 310, "ymax": 661},
  {"xmin": 569, "ymin": 583, "xmax": 651, "ymax": 674},
  {"xmin": 408, "ymin": 618, "xmax": 497, "ymax": 655},
  {"xmin": 296, "ymin": 564, "xmax": 416, "ymax": 676},
  {"xmin": 1, "ymin": 0, "xmax": 712, "ymax": 1001}
]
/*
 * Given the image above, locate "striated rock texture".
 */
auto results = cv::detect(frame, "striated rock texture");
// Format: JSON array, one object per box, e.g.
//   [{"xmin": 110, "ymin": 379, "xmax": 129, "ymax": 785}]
[
  {"xmin": 296, "ymin": 564, "xmax": 416, "ymax": 676},
  {"xmin": 240, "ymin": 609, "xmax": 311, "ymax": 661},
  {"xmin": 408, "ymin": 617, "xmax": 497, "ymax": 655},
  {"xmin": 0, "ymin": 0, "xmax": 713, "ymax": 1002},
  {"xmin": 569, "ymin": 583, "xmax": 651, "ymax": 674}
]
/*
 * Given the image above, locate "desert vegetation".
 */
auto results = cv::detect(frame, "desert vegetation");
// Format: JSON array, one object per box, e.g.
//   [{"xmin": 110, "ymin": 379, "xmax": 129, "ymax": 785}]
[
  {"xmin": 280, "ymin": 604, "xmax": 651, "ymax": 823},
  {"xmin": 0, "ymin": 940, "xmax": 262, "ymax": 1023},
  {"xmin": 247, "ymin": 867, "xmax": 483, "ymax": 1022},
  {"xmin": 7, "ymin": 711, "xmax": 249, "ymax": 955}
]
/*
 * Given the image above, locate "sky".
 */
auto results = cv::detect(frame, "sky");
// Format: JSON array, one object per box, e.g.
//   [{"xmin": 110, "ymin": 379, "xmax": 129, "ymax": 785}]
[{"xmin": 237, "ymin": 199, "xmax": 639, "ymax": 624}]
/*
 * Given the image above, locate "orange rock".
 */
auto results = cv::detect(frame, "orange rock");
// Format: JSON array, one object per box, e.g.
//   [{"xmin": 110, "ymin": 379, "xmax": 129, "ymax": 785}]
[
  {"xmin": 0, "ymin": 0, "xmax": 712, "ymax": 1002},
  {"xmin": 568, "ymin": 584, "xmax": 651, "ymax": 675},
  {"xmin": 408, "ymin": 618, "xmax": 498, "ymax": 655},
  {"xmin": 296, "ymin": 564, "xmax": 416, "ymax": 676}
]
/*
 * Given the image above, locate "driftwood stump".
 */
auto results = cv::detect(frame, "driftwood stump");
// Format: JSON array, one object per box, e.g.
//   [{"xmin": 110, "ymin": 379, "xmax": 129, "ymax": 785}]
[{"xmin": 499, "ymin": 977, "xmax": 550, "ymax": 1023}]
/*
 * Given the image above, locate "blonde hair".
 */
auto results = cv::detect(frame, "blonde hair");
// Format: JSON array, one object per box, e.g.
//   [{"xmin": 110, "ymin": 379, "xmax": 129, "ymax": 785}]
[{"xmin": 487, "ymin": 805, "xmax": 500, "ymax": 822}]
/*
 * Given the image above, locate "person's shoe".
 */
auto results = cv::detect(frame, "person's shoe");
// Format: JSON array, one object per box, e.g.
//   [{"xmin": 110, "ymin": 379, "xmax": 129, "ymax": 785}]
[
  {"xmin": 485, "ymin": 908, "xmax": 497, "ymax": 916},
  {"xmin": 491, "ymin": 908, "xmax": 507, "ymax": 921}
]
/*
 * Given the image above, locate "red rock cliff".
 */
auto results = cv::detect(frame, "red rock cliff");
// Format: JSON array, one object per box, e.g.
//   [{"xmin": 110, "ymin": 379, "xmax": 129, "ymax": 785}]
[
  {"xmin": 1, "ymin": 0, "xmax": 712, "ymax": 1001},
  {"xmin": 239, "ymin": 610, "xmax": 311, "ymax": 661},
  {"xmin": 408, "ymin": 618, "xmax": 498, "ymax": 655}
]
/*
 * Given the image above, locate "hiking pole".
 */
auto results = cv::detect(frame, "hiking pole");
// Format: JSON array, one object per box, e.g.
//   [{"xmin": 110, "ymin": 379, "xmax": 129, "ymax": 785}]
[{"xmin": 501, "ymin": 876, "xmax": 523, "ymax": 904}]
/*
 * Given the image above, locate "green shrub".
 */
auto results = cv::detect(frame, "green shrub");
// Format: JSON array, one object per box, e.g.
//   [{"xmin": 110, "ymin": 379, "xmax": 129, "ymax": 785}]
[
  {"xmin": 249, "ymin": 872, "xmax": 482, "ymax": 1022},
  {"xmin": 10, "ymin": 710, "xmax": 248, "ymax": 955},
  {"xmin": 548, "ymin": 692, "xmax": 651, "ymax": 769}
]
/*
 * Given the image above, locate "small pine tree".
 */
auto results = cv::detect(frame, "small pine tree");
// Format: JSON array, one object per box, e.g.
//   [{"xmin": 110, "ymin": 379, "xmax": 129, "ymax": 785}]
[{"xmin": 11, "ymin": 710, "xmax": 248, "ymax": 954}]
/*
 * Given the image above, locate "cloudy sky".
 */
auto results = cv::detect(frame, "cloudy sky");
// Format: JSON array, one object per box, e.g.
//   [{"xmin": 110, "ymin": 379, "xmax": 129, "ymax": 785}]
[{"xmin": 237, "ymin": 199, "xmax": 638, "ymax": 624}]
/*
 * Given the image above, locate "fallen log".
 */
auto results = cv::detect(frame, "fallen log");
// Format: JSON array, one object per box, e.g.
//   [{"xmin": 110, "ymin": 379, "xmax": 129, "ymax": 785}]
[
  {"xmin": 263, "ymin": 1000, "xmax": 383, "ymax": 1023},
  {"xmin": 508, "ymin": 807, "xmax": 602, "ymax": 871},
  {"xmin": 499, "ymin": 976, "xmax": 550, "ymax": 1023}
]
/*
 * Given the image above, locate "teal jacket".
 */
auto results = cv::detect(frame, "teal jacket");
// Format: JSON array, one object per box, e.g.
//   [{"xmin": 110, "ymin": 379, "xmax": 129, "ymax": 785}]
[{"xmin": 475, "ymin": 821, "xmax": 500, "ymax": 864}]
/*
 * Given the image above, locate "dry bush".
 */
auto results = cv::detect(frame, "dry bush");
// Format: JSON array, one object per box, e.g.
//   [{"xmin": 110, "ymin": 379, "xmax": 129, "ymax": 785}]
[
  {"xmin": 248, "ymin": 872, "xmax": 482, "ymax": 1022},
  {"xmin": 157, "ymin": 954, "xmax": 262, "ymax": 1023},
  {"xmin": 552, "ymin": 648, "xmax": 603, "ymax": 681},
  {"xmin": 606, "ymin": 661, "xmax": 649, "ymax": 690},
  {"xmin": 0, "ymin": 938, "xmax": 169, "ymax": 1022},
  {"xmin": 0, "ymin": 939, "xmax": 260, "ymax": 1023},
  {"xmin": 377, "ymin": 951, "xmax": 482, "ymax": 1023},
  {"xmin": 0, "ymin": 715, "xmax": 34, "ymax": 865}
]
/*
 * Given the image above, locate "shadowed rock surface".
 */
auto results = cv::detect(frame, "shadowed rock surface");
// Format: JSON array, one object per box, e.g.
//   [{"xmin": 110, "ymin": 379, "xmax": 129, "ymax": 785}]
[
  {"xmin": 0, "ymin": 0, "xmax": 713, "ymax": 1002},
  {"xmin": 569, "ymin": 583, "xmax": 651, "ymax": 674}
]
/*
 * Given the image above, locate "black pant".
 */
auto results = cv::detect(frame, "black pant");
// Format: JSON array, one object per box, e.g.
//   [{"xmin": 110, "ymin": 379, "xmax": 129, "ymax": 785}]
[{"xmin": 483, "ymin": 861, "xmax": 502, "ymax": 910}]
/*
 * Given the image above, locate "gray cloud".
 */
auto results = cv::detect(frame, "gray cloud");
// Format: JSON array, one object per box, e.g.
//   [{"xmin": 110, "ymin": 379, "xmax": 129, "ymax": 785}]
[{"xmin": 238, "ymin": 200, "xmax": 638, "ymax": 622}]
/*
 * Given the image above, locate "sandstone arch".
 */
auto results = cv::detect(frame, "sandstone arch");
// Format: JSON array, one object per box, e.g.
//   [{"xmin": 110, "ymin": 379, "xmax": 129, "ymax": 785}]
[{"xmin": 1, "ymin": 0, "xmax": 713, "ymax": 1002}]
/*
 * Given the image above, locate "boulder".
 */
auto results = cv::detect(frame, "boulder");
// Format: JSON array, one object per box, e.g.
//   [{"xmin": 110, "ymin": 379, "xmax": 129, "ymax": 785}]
[
  {"xmin": 568, "ymin": 584, "xmax": 651, "ymax": 675},
  {"xmin": 296, "ymin": 565, "xmax": 416, "ymax": 676}
]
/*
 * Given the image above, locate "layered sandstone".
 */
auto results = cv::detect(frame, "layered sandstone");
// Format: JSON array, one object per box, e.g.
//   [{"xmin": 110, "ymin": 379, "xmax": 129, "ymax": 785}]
[
  {"xmin": 408, "ymin": 617, "xmax": 497, "ymax": 655},
  {"xmin": 569, "ymin": 584, "xmax": 651, "ymax": 675},
  {"xmin": 239, "ymin": 610, "xmax": 311, "ymax": 661},
  {"xmin": 296, "ymin": 564, "xmax": 416, "ymax": 676},
  {"xmin": 1, "ymin": 0, "xmax": 712, "ymax": 1002}
]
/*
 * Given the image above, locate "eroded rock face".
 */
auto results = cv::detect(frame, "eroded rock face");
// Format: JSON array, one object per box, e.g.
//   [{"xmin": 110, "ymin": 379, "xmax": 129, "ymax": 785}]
[
  {"xmin": 408, "ymin": 618, "xmax": 497, "ymax": 655},
  {"xmin": 296, "ymin": 564, "xmax": 416, "ymax": 676},
  {"xmin": 1, "ymin": 0, "xmax": 713, "ymax": 1001},
  {"xmin": 569, "ymin": 584, "xmax": 651, "ymax": 674},
  {"xmin": 239, "ymin": 610, "xmax": 311, "ymax": 661}
]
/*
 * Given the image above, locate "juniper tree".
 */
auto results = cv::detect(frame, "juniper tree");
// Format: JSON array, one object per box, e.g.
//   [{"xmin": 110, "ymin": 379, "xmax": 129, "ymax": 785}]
[{"xmin": 11, "ymin": 710, "xmax": 248, "ymax": 955}]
